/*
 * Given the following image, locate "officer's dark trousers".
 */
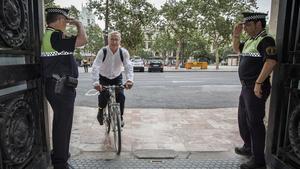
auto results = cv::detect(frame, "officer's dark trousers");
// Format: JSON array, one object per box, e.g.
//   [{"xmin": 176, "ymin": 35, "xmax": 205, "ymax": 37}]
[
  {"xmin": 238, "ymin": 82, "xmax": 270, "ymax": 164},
  {"xmin": 45, "ymin": 79, "xmax": 76, "ymax": 169},
  {"xmin": 98, "ymin": 74, "xmax": 125, "ymax": 118}
]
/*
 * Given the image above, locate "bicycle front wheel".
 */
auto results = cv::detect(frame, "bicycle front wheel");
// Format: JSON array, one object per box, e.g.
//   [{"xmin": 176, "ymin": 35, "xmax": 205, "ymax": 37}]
[
  {"xmin": 103, "ymin": 107, "xmax": 110, "ymax": 134},
  {"xmin": 111, "ymin": 104, "xmax": 122, "ymax": 155}
]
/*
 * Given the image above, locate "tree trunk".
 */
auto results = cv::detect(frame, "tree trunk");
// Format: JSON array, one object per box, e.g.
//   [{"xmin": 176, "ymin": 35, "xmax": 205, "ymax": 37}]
[
  {"xmin": 175, "ymin": 40, "xmax": 181, "ymax": 69},
  {"xmin": 215, "ymin": 48, "xmax": 219, "ymax": 70}
]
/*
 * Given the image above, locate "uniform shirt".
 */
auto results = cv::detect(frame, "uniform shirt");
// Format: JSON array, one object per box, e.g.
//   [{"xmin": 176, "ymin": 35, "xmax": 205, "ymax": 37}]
[
  {"xmin": 41, "ymin": 27, "xmax": 78, "ymax": 78},
  {"xmin": 238, "ymin": 30, "xmax": 277, "ymax": 81},
  {"xmin": 91, "ymin": 47, "xmax": 134, "ymax": 86}
]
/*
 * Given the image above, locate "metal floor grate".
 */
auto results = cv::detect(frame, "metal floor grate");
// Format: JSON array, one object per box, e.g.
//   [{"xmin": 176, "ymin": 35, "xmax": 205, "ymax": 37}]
[{"xmin": 70, "ymin": 159, "xmax": 242, "ymax": 169}]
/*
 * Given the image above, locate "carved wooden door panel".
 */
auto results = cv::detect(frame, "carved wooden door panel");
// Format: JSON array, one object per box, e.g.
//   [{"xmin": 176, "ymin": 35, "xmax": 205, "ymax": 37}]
[
  {"xmin": 0, "ymin": 0, "xmax": 49, "ymax": 168},
  {"xmin": 266, "ymin": 0, "xmax": 300, "ymax": 169}
]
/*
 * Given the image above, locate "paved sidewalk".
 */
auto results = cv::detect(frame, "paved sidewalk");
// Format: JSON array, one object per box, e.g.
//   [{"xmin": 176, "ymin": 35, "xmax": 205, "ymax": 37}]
[{"xmin": 68, "ymin": 107, "xmax": 242, "ymax": 157}]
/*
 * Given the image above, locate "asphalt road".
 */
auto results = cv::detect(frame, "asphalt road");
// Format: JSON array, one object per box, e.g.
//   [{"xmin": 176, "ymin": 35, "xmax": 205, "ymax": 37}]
[{"xmin": 75, "ymin": 70, "xmax": 241, "ymax": 109}]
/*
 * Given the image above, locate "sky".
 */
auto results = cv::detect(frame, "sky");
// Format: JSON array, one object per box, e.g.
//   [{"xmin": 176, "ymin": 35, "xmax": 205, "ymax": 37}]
[{"xmin": 54, "ymin": 0, "xmax": 272, "ymax": 28}]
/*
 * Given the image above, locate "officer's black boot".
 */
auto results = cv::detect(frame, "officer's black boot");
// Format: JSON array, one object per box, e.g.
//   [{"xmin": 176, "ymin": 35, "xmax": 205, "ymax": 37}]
[
  {"xmin": 240, "ymin": 157, "xmax": 266, "ymax": 169},
  {"xmin": 235, "ymin": 146, "xmax": 252, "ymax": 156},
  {"xmin": 97, "ymin": 108, "xmax": 104, "ymax": 125}
]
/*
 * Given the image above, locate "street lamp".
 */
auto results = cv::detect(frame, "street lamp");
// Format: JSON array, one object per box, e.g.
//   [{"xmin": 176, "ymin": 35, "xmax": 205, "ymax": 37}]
[{"xmin": 104, "ymin": 0, "xmax": 109, "ymax": 45}]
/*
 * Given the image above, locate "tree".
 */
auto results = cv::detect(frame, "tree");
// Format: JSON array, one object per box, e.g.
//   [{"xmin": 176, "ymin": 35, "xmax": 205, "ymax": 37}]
[
  {"xmin": 184, "ymin": 31, "xmax": 209, "ymax": 59},
  {"xmin": 191, "ymin": 0, "xmax": 257, "ymax": 69},
  {"xmin": 88, "ymin": 0, "xmax": 158, "ymax": 55},
  {"xmin": 160, "ymin": 0, "xmax": 199, "ymax": 68},
  {"xmin": 44, "ymin": 0, "xmax": 59, "ymax": 8},
  {"xmin": 68, "ymin": 5, "xmax": 80, "ymax": 19},
  {"xmin": 136, "ymin": 49, "xmax": 154, "ymax": 59},
  {"xmin": 112, "ymin": 0, "xmax": 158, "ymax": 55},
  {"xmin": 152, "ymin": 31, "xmax": 177, "ymax": 59},
  {"xmin": 84, "ymin": 25, "xmax": 104, "ymax": 55}
]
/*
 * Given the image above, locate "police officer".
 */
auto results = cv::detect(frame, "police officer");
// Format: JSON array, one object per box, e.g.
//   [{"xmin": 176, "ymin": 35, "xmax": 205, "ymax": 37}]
[
  {"xmin": 232, "ymin": 12, "xmax": 277, "ymax": 169},
  {"xmin": 40, "ymin": 8, "xmax": 87, "ymax": 169}
]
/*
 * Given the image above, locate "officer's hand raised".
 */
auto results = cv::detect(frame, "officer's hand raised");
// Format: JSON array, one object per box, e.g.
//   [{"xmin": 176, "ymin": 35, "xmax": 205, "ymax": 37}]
[
  {"xmin": 67, "ymin": 19, "xmax": 81, "ymax": 26},
  {"xmin": 233, "ymin": 23, "xmax": 243, "ymax": 37}
]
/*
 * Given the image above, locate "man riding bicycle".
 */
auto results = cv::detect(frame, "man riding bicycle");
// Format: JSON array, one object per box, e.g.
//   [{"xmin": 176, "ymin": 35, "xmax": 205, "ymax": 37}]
[{"xmin": 91, "ymin": 31, "xmax": 133, "ymax": 127}]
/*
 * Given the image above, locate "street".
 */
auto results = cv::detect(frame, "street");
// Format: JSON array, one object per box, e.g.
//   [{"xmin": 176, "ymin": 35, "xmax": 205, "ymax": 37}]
[{"xmin": 75, "ymin": 70, "xmax": 241, "ymax": 109}]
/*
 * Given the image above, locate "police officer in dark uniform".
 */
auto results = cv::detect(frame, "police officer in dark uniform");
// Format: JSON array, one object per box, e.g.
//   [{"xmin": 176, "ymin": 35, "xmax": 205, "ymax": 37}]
[
  {"xmin": 40, "ymin": 8, "xmax": 87, "ymax": 169},
  {"xmin": 232, "ymin": 12, "xmax": 277, "ymax": 169}
]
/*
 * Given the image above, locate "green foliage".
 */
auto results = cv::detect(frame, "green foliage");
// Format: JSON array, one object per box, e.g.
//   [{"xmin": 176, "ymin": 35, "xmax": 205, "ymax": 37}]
[
  {"xmin": 74, "ymin": 48, "xmax": 83, "ymax": 61},
  {"xmin": 184, "ymin": 32, "xmax": 209, "ymax": 58},
  {"xmin": 220, "ymin": 46, "xmax": 235, "ymax": 60},
  {"xmin": 152, "ymin": 32, "xmax": 176, "ymax": 54},
  {"xmin": 84, "ymin": 25, "xmax": 104, "ymax": 54},
  {"xmin": 87, "ymin": 0, "xmax": 158, "ymax": 55},
  {"xmin": 44, "ymin": 0, "xmax": 59, "ymax": 8},
  {"xmin": 136, "ymin": 49, "xmax": 154, "ymax": 59},
  {"xmin": 160, "ymin": 0, "xmax": 199, "ymax": 48},
  {"xmin": 68, "ymin": 5, "xmax": 80, "ymax": 19},
  {"xmin": 192, "ymin": 50, "xmax": 209, "ymax": 58},
  {"xmin": 87, "ymin": 0, "xmax": 258, "ymax": 64}
]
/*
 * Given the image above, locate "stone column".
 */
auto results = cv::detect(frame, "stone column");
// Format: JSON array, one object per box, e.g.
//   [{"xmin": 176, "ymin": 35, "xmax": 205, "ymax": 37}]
[
  {"xmin": 265, "ymin": 0, "xmax": 280, "ymax": 127},
  {"xmin": 269, "ymin": 0, "xmax": 280, "ymax": 36}
]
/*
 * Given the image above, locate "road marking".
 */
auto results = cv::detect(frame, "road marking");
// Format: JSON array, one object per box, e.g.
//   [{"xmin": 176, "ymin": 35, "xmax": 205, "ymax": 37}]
[
  {"xmin": 172, "ymin": 80, "xmax": 204, "ymax": 83},
  {"xmin": 179, "ymin": 85, "xmax": 240, "ymax": 88},
  {"xmin": 142, "ymin": 86, "xmax": 167, "ymax": 88},
  {"xmin": 85, "ymin": 89, "xmax": 99, "ymax": 96}
]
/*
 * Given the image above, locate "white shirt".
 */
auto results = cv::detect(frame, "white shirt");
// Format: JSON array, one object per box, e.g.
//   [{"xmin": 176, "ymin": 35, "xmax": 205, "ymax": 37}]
[{"xmin": 91, "ymin": 46, "xmax": 134, "ymax": 86}]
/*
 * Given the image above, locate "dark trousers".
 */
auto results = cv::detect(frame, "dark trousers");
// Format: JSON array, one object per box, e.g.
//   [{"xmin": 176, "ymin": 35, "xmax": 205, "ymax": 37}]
[
  {"xmin": 238, "ymin": 82, "xmax": 271, "ymax": 164},
  {"xmin": 45, "ymin": 79, "xmax": 76, "ymax": 169},
  {"xmin": 98, "ymin": 74, "xmax": 125, "ymax": 118},
  {"xmin": 84, "ymin": 65, "xmax": 88, "ymax": 73}
]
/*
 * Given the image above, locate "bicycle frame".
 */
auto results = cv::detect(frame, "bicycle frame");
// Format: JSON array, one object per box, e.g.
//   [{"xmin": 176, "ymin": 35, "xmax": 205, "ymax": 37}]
[{"xmin": 102, "ymin": 85, "xmax": 123, "ymax": 154}]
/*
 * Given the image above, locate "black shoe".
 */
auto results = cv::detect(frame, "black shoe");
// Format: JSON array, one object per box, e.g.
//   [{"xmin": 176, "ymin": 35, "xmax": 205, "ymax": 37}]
[
  {"xmin": 235, "ymin": 146, "xmax": 252, "ymax": 156},
  {"xmin": 240, "ymin": 157, "xmax": 266, "ymax": 169},
  {"xmin": 121, "ymin": 119, "xmax": 125, "ymax": 127},
  {"xmin": 97, "ymin": 108, "xmax": 104, "ymax": 125}
]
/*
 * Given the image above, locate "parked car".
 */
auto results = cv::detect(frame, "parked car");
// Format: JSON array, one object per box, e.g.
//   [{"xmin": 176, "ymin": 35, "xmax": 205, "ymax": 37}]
[
  {"xmin": 148, "ymin": 59, "xmax": 164, "ymax": 72},
  {"xmin": 132, "ymin": 57, "xmax": 144, "ymax": 72}
]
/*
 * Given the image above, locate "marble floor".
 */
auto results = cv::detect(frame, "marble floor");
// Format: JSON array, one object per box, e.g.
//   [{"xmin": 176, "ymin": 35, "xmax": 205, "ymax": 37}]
[{"xmin": 70, "ymin": 107, "xmax": 242, "ymax": 153}]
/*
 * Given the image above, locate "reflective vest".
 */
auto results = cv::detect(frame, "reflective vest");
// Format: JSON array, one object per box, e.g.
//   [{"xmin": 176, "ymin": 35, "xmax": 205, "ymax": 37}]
[
  {"xmin": 41, "ymin": 28, "xmax": 73, "ymax": 57},
  {"xmin": 238, "ymin": 31, "xmax": 272, "ymax": 80},
  {"xmin": 40, "ymin": 28, "xmax": 77, "ymax": 78},
  {"xmin": 241, "ymin": 35, "xmax": 266, "ymax": 58}
]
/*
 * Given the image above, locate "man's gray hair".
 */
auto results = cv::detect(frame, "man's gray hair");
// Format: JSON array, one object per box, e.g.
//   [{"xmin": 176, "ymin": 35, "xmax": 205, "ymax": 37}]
[{"xmin": 108, "ymin": 31, "xmax": 121, "ymax": 40}]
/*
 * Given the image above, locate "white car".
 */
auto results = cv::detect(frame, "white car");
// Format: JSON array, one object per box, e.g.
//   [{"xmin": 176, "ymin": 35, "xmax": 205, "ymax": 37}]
[{"xmin": 132, "ymin": 58, "xmax": 145, "ymax": 72}]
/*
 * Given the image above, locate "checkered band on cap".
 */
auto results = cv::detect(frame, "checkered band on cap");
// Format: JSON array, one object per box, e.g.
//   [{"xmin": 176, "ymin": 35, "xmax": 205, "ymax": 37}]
[
  {"xmin": 244, "ymin": 15, "xmax": 266, "ymax": 22},
  {"xmin": 46, "ymin": 8, "xmax": 69, "ymax": 17}
]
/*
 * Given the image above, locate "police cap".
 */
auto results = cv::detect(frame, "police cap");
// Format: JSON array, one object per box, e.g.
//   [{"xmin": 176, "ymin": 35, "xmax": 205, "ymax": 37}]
[
  {"xmin": 45, "ymin": 7, "xmax": 70, "ymax": 19},
  {"xmin": 242, "ymin": 12, "xmax": 267, "ymax": 23}
]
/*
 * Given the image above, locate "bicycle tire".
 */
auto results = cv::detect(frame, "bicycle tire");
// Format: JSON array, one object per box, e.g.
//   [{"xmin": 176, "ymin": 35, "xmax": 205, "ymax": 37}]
[
  {"xmin": 112, "ymin": 104, "xmax": 122, "ymax": 155},
  {"xmin": 104, "ymin": 107, "xmax": 110, "ymax": 134}
]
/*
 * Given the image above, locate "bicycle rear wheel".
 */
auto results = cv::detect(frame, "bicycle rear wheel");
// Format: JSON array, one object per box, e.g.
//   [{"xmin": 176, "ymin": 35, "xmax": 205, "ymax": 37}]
[{"xmin": 112, "ymin": 104, "xmax": 122, "ymax": 154}]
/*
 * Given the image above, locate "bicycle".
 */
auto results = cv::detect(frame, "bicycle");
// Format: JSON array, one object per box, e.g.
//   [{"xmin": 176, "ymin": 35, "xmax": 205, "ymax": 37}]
[{"xmin": 100, "ymin": 85, "xmax": 124, "ymax": 155}]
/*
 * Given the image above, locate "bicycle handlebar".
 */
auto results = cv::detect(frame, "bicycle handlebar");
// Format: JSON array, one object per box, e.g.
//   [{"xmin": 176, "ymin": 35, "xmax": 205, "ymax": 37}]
[{"xmin": 102, "ymin": 85, "xmax": 125, "ymax": 90}]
